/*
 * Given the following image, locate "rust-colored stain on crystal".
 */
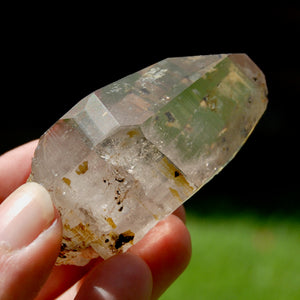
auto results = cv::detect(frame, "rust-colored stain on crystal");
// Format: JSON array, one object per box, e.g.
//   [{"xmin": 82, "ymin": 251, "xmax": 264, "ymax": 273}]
[
  {"xmin": 105, "ymin": 230, "xmax": 135, "ymax": 253},
  {"xmin": 62, "ymin": 177, "xmax": 71, "ymax": 186},
  {"xmin": 127, "ymin": 129, "xmax": 139, "ymax": 138},
  {"xmin": 114, "ymin": 230, "xmax": 135, "ymax": 250},
  {"xmin": 106, "ymin": 217, "xmax": 117, "ymax": 229},
  {"xmin": 153, "ymin": 214, "xmax": 159, "ymax": 220},
  {"xmin": 76, "ymin": 161, "xmax": 88, "ymax": 175},
  {"xmin": 159, "ymin": 157, "xmax": 194, "ymax": 194},
  {"xmin": 64, "ymin": 223, "xmax": 96, "ymax": 243},
  {"xmin": 57, "ymin": 222, "xmax": 103, "ymax": 262},
  {"xmin": 169, "ymin": 187, "xmax": 182, "ymax": 202}
]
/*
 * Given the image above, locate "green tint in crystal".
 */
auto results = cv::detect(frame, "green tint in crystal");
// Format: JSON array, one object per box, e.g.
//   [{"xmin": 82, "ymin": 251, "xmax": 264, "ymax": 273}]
[{"xmin": 141, "ymin": 55, "xmax": 267, "ymax": 186}]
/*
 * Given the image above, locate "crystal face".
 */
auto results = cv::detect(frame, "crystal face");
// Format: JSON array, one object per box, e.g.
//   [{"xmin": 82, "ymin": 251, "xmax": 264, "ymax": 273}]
[{"xmin": 30, "ymin": 54, "xmax": 268, "ymax": 265}]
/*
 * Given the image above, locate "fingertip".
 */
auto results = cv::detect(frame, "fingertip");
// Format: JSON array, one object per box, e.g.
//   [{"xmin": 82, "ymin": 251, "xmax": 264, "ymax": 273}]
[
  {"xmin": 75, "ymin": 253, "xmax": 152, "ymax": 300},
  {"xmin": 129, "ymin": 214, "xmax": 192, "ymax": 299},
  {"xmin": 0, "ymin": 182, "xmax": 57, "ymax": 251},
  {"xmin": 0, "ymin": 215, "xmax": 62, "ymax": 300},
  {"xmin": 172, "ymin": 205, "xmax": 186, "ymax": 223}
]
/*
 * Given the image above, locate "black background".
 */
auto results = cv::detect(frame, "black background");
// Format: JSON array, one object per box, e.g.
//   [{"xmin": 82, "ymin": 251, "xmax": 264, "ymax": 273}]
[{"xmin": 1, "ymin": 5, "xmax": 299, "ymax": 216}]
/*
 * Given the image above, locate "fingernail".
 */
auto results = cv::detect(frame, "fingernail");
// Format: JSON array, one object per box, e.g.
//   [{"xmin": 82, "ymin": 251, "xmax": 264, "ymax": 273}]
[{"xmin": 0, "ymin": 182, "xmax": 55, "ymax": 250}]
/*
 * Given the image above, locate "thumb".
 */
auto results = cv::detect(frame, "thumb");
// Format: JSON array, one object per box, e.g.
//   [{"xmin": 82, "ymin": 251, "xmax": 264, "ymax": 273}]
[{"xmin": 0, "ymin": 182, "xmax": 62, "ymax": 300}]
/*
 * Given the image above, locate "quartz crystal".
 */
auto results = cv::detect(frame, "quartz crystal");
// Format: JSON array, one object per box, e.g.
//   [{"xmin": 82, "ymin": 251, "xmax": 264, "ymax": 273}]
[{"xmin": 30, "ymin": 54, "xmax": 268, "ymax": 265}]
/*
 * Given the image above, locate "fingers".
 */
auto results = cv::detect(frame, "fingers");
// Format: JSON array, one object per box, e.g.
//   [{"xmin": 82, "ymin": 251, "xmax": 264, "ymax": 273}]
[
  {"xmin": 0, "ymin": 182, "xmax": 62, "ymax": 300},
  {"xmin": 36, "ymin": 206, "xmax": 190, "ymax": 300},
  {"xmin": 0, "ymin": 140, "xmax": 191, "ymax": 299},
  {"xmin": 172, "ymin": 205, "xmax": 186, "ymax": 223},
  {"xmin": 35, "ymin": 258, "xmax": 101, "ymax": 300},
  {"xmin": 71, "ymin": 214, "xmax": 191, "ymax": 300},
  {"xmin": 129, "ymin": 214, "xmax": 192, "ymax": 299},
  {"xmin": 74, "ymin": 253, "xmax": 153, "ymax": 300},
  {"xmin": 0, "ymin": 140, "xmax": 38, "ymax": 202}
]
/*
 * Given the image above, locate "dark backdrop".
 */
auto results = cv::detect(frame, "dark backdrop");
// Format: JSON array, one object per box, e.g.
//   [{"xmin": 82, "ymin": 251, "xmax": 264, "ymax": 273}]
[{"xmin": 1, "ymin": 5, "xmax": 299, "ymax": 216}]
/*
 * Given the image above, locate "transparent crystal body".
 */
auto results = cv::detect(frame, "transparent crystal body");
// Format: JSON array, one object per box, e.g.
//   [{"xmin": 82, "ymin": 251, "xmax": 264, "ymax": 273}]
[{"xmin": 30, "ymin": 54, "xmax": 268, "ymax": 265}]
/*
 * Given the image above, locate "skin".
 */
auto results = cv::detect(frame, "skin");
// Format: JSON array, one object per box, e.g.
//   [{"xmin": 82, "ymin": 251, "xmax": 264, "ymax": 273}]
[{"xmin": 0, "ymin": 140, "xmax": 191, "ymax": 300}]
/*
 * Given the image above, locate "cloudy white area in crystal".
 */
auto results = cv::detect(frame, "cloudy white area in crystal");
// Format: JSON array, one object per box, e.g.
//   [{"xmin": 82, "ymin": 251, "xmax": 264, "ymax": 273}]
[{"xmin": 30, "ymin": 54, "xmax": 268, "ymax": 265}]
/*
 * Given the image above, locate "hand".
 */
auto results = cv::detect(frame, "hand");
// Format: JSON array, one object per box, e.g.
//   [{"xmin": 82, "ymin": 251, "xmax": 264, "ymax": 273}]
[{"xmin": 0, "ymin": 141, "xmax": 191, "ymax": 300}]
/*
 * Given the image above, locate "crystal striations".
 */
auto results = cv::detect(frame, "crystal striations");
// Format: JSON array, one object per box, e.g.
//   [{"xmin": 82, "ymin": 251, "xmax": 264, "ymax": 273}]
[{"xmin": 30, "ymin": 54, "xmax": 268, "ymax": 265}]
